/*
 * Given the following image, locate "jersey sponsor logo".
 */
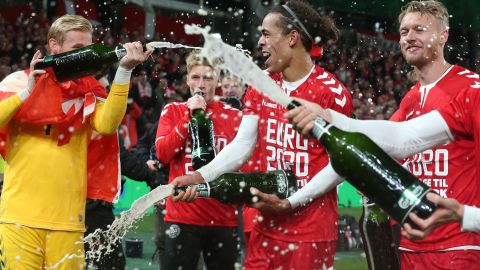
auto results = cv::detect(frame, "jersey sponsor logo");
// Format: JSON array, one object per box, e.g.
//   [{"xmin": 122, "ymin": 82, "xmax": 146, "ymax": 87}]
[
  {"xmin": 161, "ymin": 107, "xmax": 169, "ymax": 116},
  {"xmin": 316, "ymin": 72, "xmax": 347, "ymax": 108},
  {"xmin": 329, "ymin": 84, "xmax": 343, "ymax": 95},
  {"xmin": 261, "ymin": 99, "xmax": 278, "ymax": 109},
  {"xmin": 323, "ymin": 78, "xmax": 336, "ymax": 85},
  {"xmin": 471, "ymin": 81, "xmax": 480, "ymax": 89},
  {"xmin": 403, "ymin": 149, "xmax": 449, "ymax": 198},
  {"xmin": 316, "ymin": 72, "xmax": 328, "ymax": 80},
  {"xmin": 166, "ymin": 224, "xmax": 181, "ymax": 239},
  {"xmin": 457, "ymin": 69, "xmax": 480, "ymax": 88},
  {"xmin": 457, "ymin": 69, "xmax": 480, "ymax": 79},
  {"xmin": 335, "ymin": 96, "xmax": 347, "ymax": 107}
]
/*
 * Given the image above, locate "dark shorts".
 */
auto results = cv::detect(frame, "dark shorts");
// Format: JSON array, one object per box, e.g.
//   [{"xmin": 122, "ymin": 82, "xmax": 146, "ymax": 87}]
[{"xmin": 162, "ymin": 221, "xmax": 239, "ymax": 270}]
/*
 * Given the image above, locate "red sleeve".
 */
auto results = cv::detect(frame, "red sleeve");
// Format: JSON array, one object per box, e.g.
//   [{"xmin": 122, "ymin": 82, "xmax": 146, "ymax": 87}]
[
  {"xmin": 390, "ymin": 90, "xmax": 415, "ymax": 122},
  {"xmin": 390, "ymin": 99, "xmax": 409, "ymax": 122},
  {"xmin": 389, "ymin": 110, "xmax": 403, "ymax": 122},
  {"xmin": 242, "ymin": 86, "xmax": 261, "ymax": 116},
  {"xmin": 438, "ymin": 87, "xmax": 478, "ymax": 139},
  {"xmin": 155, "ymin": 103, "xmax": 191, "ymax": 164}
]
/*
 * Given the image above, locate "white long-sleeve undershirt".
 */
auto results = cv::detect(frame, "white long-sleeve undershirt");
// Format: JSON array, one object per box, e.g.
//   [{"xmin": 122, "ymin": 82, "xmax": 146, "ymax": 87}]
[
  {"xmin": 197, "ymin": 115, "xmax": 258, "ymax": 182},
  {"xmin": 328, "ymin": 109, "xmax": 454, "ymax": 159},
  {"xmin": 286, "ymin": 163, "xmax": 343, "ymax": 209},
  {"xmin": 462, "ymin": 206, "xmax": 480, "ymax": 232}
]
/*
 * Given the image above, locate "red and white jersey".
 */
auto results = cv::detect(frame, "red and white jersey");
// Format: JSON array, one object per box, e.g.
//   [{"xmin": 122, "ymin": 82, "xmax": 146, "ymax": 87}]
[
  {"xmin": 391, "ymin": 65, "xmax": 480, "ymax": 251},
  {"xmin": 243, "ymin": 65, "xmax": 353, "ymax": 242},
  {"xmin": 156, "ymin": 100, "xmax": 243, "ymax": 226}
]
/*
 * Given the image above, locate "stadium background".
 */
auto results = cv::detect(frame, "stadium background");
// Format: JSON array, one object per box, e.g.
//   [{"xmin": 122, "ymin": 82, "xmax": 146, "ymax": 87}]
[{"xmin": 0, "ymin": 0, "xmax": 479, "ymax": 269}]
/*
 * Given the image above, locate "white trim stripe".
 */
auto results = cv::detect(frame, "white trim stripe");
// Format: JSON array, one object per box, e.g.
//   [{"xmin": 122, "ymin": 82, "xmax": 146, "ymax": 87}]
[
  {"xmin": 175, "ymin": 127, "xmax": 185, "ymax": 139},
  {"xmin": 399, "ymin": 245, "xmax": 480, "ymax": 252}
]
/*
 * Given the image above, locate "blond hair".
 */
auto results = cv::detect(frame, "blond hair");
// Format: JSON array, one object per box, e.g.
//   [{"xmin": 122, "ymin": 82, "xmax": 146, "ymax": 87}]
[
  {"xmin": 398, "ymin": 1, "xmax": 449, "ymax": 30},
  {"xmin": 186, "ymin": 50, "xmax": 215, "ymax": 74},
  {"xmin": 47, "ymin": 15, "xmax": 92, "ymax": 48}
]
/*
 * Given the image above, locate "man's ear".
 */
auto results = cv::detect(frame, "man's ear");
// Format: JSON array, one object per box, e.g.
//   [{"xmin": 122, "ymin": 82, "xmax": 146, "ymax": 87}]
[
  {"xmin": 289, "ymin": 30, "xmax": 301, "ymax": 47},
  {"xmin": 48, "ymin": 38, "xmax": 60, "ymax": 54},
  {"xmin": 439, "ymin": 29, "xmax": 449, "ymax": 44}
]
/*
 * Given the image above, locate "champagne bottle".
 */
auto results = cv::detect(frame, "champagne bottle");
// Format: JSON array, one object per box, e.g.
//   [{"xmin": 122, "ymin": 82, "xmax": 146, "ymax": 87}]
[
  {"xmin": 286, "ymin": 101, "xmax": 436, "ymax": 225},
  {"xmin": 360, "ymin": 198, "xmax": 400, "ymax": 270},
  {"xmin": 174, "ymin": 170, "xmax": 297, "ymax": 204},
  {"xmin": 34, "ymin": 43, "xmax": 130, "ymax": 82},
  {"xmin": 189, "ymin": 92, "xmax": 216, "ymax": 170}
]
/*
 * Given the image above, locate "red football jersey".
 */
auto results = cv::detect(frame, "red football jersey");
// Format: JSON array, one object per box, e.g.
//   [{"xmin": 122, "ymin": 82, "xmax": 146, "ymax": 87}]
[
  {"xmin": 391, "ymin": 65, "xmax": 480, "ymax": 251},
  {"xmin": 156, "ymin": 101, "xmax": 243, "ymax": 226},
  {"xmin": 243, "ymin": 65, "xmax": 353, "ymax": 242}
]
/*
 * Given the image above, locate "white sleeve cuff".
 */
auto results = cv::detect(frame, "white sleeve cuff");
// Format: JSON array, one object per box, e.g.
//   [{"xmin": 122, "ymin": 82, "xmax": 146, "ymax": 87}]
[
  {"xmin": 197, "ymin": 115, "xmax": 259, "ymax": 182},
  {"xmin": 287, "ymin": 163, "xmax": 343, "ymax": 209},
  {"xmin": 113, "ymin": 66, "xmax": 133, "ymax": 85},
  {"xmin": 17, "ymin": 88, "xmax": 30, "ymax": 101},
  {"xmin": 461, "ymin": 205, "xmax": 480, "ymax": 232},
  {"xmin": 328, "ymin": 109, "xmax": 452, "ymax": 159}
]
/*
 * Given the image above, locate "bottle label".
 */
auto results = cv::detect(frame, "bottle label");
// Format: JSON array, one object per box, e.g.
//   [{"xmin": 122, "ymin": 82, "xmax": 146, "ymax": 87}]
[
  {"xmin": 394, "ymin": 182, "xmax": 430, "ymax": 224},
  {"xmin": 311, "ymin": 117, "xmax": 332, "ymax": 140},
  {"xmin": 196, "ymin": 182, "xmax": 211, "ymax": 198},
  {"xmin": 115, "ymin": 46, "xmax": 127, "ymax": 59},
  {"xmin": 54, "ymin": 51, "xmax": 88, "ymax": 66}
]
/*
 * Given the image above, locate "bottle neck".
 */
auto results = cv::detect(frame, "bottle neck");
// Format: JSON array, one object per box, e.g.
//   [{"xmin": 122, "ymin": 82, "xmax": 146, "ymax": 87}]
[
  {"xmin": 173, "ymin": 182, "xmax": 211, "ymax": 198},
  {"xmin": 311, "ymin": 117, "xmax": 333, "ymax": 141},
  {"xmin": 192, "ymin": 92, "xmax": 207, "ymax": 116},
  {"xmin": 113, "ymin": 44, "xmax": 149, "ymax": 60},
  {"xmin": 114, "ymin": 45, "xmax": 127, "ymax": 60},
  {"xmin": 34, "ymin": 55, "xmax": 53, "ymax": 69}
]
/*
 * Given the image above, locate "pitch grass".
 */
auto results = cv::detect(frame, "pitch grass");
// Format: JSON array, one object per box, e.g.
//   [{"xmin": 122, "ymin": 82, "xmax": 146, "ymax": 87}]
[{"xmin": 123, "ymin": 208, "xmax": 368, "ymax": 270}]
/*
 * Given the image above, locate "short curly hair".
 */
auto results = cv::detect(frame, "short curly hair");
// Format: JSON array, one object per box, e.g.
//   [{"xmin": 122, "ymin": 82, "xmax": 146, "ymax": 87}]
[
  {"xmin": 269, "ymin": 0, "xmax": 339, "ymax": 51},
  {"xmin": 185, "ymin": 50, "xmax": 216, "ymax": 75},
  {"xmin": 398, "ymin": 0, "xmax": 449, "ymax": 30},
  {"xmin": 47, "ymin": 15, "xmax": 92, "ymax": 48}
]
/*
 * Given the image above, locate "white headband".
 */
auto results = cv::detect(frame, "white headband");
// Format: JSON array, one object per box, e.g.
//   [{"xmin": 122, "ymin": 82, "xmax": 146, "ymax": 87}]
[{"xmin": 282, "ymin": 4, "xmax": 313, "ymax": 42}]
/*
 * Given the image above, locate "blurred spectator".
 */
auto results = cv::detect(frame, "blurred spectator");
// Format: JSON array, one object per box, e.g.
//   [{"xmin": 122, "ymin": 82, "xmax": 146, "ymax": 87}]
[
  {"xmin": 0, "ymin": 4, "xmax": 418, "ymax": 141},
  {"xmin": 119, "ymin": 99, "xmax": 142, "ymax": 151},
  {"xmin": 131, "ymin": 69, "xmax": 155, "ymax": 109},
  {"xmin": 220, "ymin": 75, "xmax": 246, "ymax": 110}
]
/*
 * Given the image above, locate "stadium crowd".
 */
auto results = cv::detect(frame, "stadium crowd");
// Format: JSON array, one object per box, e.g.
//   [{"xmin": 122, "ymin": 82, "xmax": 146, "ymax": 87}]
[{"xmin": 0, "ymin": 8, "xmax": 412, "ymax": 146}]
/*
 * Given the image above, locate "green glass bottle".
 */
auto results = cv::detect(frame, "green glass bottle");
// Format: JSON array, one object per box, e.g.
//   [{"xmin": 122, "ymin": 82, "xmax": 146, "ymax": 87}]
[
  {"xmin": 189, "ymin": 92, "xmax": 216, "ymax": 170},
  {"xmin": 34, "ymin": 43, "xmax": 128, "ymax": 82},
  {"xmin": 315, "ymin": 117, "xmax": 435, "ymax": 224},
  {"xmin": 360, "ymin": 198, "xmax": 400, "ymax": 270},
  {"xmin": 175, "ymin": 170, "xmax": 297, "ymax": 204},
  {"xmin": 286, "ymin": 101, "xmax": 436, "ymax": 225}
]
